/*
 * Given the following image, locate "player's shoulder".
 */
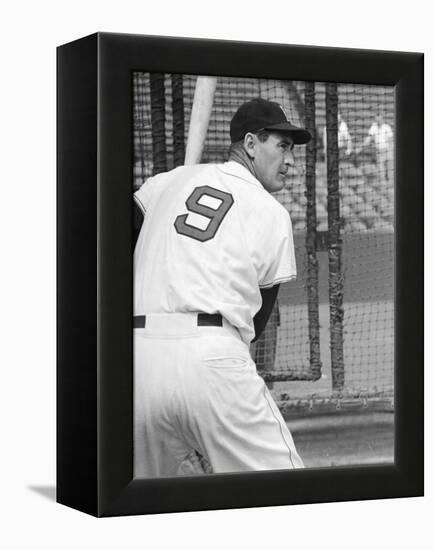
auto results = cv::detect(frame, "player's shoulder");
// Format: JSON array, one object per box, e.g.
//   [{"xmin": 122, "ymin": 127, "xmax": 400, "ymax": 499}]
[
  {"xmin": 148, "ymin": 164, "xmax": 209, "ymax": 184},
  {"xmin": 254, "ymin": 188, "xmax": 289, "ymax": 219},
  {"xmin": 216, "ymin": 161, "xmax": 269, "ymax": 198},
  {"xmin": 217, "ymin": 162, "xmax": 290, "ymax": 221},
  {"xmin": 163, "ymin": 163, "xmax": 220, "ymax": 185},
  {"xmin": 135, "ymin": 164, "xmax": 209, "ymax": 195},
  {"xmin": 170, "ymin": 163, "xmax": 214, "ymax": 176},
  {"xmin": 134, "ymin": 167, "xmax": 180, "ymax": 211},
  {"xmin": 264, "ymin": 194, "xmax": 291, "ymax": 229}
]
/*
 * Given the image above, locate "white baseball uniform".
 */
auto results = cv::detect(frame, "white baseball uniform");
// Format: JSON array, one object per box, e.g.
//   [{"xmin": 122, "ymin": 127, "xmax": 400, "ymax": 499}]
[
  {"xmin": 368, "ymin": 122, "xmax": 393, "ymax": 151},
  {"xmin": 368, "ymin": 122, "xmax": 394, "ymax": 181},
  {"xmin": 133, "ymin": 160, "xmax": 303, "ymax": 477}
]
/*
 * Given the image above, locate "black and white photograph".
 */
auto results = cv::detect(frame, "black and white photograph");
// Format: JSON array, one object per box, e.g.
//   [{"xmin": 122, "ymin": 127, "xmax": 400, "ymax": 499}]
[
  {"xmin": 54, "ymin": 31, "xmax": 423, "ymax": 519},
  {"xmin": 4, "ymin": 1, "xmax": 428, "ymax": 543},
  {"xmin": 132, "ymin": 73, "xmax": 395, "ymax": 476}
]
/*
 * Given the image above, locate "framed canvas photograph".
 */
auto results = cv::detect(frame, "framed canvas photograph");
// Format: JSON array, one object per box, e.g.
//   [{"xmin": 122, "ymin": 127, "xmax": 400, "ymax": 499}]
[{"xmin": 57, "ymin": 32, "xmax": 423, "ymax": 517}]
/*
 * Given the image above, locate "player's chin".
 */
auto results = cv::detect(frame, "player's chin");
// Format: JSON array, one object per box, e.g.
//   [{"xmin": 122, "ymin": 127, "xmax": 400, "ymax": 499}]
[
  {"xmin": 263, "ymin": 175, "xmax": 285, "ymax": 193},
  {"xmin": 272, "ymin": 175, "xmax": 286, "ymax": 192}
]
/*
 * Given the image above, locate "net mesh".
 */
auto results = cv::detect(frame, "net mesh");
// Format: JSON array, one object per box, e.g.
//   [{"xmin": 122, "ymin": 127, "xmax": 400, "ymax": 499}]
[{"xmin": 133, "ymin": 72, "xmax": 395, "ymax": 411}]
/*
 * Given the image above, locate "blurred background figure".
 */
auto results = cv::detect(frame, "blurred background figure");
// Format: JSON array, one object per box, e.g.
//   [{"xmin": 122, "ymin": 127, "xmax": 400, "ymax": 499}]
[
  {"xmin": 357, "ymin": 110, "xmax": 394, "ymax": 182},
  {"xmin": 322, "ymin": 112, "xmax": 353, "ymax": 161}
]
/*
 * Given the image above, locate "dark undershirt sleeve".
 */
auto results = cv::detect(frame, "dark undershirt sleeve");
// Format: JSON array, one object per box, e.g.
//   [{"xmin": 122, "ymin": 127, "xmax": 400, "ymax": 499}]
[
  {"xmin": 252, "ymin": 285, "xmax": 280, "ymax": 343},
  {"xmin": 133, "ymin": 199, "xmax": 144, "ymax": 250}
]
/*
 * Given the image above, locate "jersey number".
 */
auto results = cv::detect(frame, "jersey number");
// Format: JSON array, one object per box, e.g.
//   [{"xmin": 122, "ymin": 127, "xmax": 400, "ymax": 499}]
[{"xmin": 174, "ymin": 185, "xmax": 234, "ymax": 242}]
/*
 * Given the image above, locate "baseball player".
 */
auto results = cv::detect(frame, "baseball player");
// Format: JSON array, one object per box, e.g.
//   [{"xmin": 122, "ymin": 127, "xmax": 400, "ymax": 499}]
[
  {"xmin": 133, "ymin": 97, "xmax": 311, "ymax": 477},
  {"xmin": 357, "ymin": 110, "xmax": 394, "ymax": 181}
]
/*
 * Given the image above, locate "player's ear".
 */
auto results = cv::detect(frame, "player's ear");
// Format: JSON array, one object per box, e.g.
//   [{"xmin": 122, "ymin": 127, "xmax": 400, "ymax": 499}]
[{"xmin": 243, "ymin": 133, "xmax": 256, "ymax": 159}]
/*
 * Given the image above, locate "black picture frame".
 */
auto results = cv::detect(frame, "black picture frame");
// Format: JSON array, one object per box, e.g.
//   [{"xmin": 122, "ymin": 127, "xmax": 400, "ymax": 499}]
[{"xmin": 57, "ymin": 32, "xmax": 423, "ymax": 517}]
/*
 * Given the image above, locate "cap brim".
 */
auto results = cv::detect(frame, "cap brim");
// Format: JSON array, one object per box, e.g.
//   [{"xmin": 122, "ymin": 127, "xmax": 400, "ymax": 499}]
[{"xmin": 264, "ymin": 122, "xmax": 312, "ymax": 144}]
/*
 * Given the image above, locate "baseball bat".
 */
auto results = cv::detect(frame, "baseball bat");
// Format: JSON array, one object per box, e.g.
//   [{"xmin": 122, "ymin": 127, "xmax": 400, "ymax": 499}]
[{"xmin": 184, "ymin": 76, "xmax": 217, "ymax": 165}]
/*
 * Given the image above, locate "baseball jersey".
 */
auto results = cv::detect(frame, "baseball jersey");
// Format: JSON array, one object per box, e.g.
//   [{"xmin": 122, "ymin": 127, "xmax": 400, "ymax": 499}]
[{"xmin": 133, "ymin": 161, "xmax": 296, "ymax": 344}]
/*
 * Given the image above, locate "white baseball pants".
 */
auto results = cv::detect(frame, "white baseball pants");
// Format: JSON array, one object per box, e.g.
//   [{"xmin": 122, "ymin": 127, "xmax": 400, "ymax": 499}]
[{"xmin": 133, "ymin": 313, "xmax": 303, "ymax": 477}]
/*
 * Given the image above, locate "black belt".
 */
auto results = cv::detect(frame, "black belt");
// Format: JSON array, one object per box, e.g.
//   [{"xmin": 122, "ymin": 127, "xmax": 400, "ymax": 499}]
[{"xmin": 133, "ymin": 313, "xmax": 223, "ymax": 329}]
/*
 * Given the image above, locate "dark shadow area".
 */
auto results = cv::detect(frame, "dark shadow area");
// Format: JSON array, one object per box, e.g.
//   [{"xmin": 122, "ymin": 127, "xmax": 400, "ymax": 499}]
[{"xmin": 28, "ymin": 486, "xmax": 56, "ymax": 502}]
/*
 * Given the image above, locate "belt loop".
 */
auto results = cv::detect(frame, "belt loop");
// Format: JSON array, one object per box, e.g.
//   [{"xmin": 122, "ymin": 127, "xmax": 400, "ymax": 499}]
[
  {"xmin": 197, "ymin": 313, "xmax": 223, "ymax": 327},
  {"xmin": 133, "ymin": 315, "xmax": 146, "ymax": 328}
]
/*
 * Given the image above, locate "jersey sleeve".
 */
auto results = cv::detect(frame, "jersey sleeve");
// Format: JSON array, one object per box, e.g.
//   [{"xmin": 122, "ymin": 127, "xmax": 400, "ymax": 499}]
[
  {"xmin": 256, "ymin": 203, "xmax": 297, "ymax": 289},
  {"xmin": 133, "ymin": 175, "xmax": 160, "ymax": 214}
]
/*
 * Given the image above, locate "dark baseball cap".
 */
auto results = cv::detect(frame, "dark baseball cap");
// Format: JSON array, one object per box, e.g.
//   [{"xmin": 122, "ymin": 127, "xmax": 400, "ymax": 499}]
[{"xmin": 230, "ymin": 97, "xmax": 311, "ymax": 144}]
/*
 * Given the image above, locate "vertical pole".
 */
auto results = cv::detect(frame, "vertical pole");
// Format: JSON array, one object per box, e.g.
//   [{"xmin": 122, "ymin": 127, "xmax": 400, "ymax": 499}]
[
  {"xmin": 133, "ymin": 72, "xmax": 147, "ymax": 186},
  {"xmin": 304, "ymin": 81, "xmax": 322, "ymax": 381},
  {"xmin": 325, "ymin": 83, "xmax": 345, "ymax": 390},
  {"xmin": 171, "ymin": 74, "xmax": 185, "ymax": 168},
  {"xmin": 150, "ymin": 73, "xmax": 167, "ymax": 175}
]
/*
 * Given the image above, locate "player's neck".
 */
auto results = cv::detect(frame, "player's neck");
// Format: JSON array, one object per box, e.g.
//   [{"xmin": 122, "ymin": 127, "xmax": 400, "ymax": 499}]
[{"xmin": 229, "ymin": 150, "xmax": 258, "ymax": 181}]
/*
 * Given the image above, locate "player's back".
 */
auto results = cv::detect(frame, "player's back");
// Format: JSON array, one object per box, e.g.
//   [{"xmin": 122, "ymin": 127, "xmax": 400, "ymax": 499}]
[{"xmin": 134, "ymin": 161, "xmax": 295, "ymax": 343}]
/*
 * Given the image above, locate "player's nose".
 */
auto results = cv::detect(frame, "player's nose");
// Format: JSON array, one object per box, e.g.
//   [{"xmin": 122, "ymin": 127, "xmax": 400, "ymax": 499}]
[{"xmin": 283, "ymin": 150, "xmax": 295, "ymax": 166}]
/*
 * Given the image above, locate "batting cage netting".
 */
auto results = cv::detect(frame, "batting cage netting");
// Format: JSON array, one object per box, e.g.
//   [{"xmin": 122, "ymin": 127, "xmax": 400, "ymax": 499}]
[{"xmin": 133, "ymin": 73, "xmax": 395, "ymax": 415}]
